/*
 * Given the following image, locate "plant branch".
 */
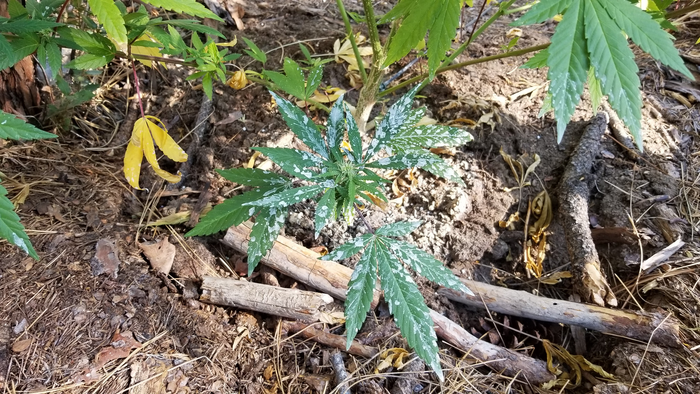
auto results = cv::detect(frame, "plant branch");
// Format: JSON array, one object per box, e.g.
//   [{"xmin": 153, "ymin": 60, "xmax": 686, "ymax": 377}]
[
  {"xmin": 380, "ymin": 43, "xmax": 549, "ymax": 97},
  {"xmin": 55, "ymin": 0, "xmax": 71, "ymax": 23},
  {"xmin": 131, "ymin": 60, "xmax": 147, "ymax": 119},
  {"xmin": 665, "ymin": 2, "xmax": 700, "ymax": 19},
  {"xmin": 354, "ymin": 204, "xmax": 374, "ymax": 234},
  {"xmin": 336, "ymin": 0, "xmax": 368, "ymax": 83}
]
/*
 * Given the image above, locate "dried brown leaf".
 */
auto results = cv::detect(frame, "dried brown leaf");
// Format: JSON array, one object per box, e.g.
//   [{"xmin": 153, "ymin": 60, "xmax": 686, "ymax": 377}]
[{"xmin": 139, "ymin": 237, "xmax": 176, "ymax": 275}]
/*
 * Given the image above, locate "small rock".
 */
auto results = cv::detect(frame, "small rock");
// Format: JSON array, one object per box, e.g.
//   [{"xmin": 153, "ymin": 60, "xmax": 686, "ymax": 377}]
[{"xmin": 90, "ymin": 239, "xmax": 121, "ymax": 278}]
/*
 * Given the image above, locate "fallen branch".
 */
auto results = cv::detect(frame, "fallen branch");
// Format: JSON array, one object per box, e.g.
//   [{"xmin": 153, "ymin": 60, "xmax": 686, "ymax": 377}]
[
  {"xmin": 558, "ymin": 113, "xmax": 617, "ymax": 307},
  {"xmin": 222, "ymin": 222, "xmax": 556, "ymax": 384},
  {"xmin": 200, "ymin": 276, "xmax": 333, "ymax": 323},
  {"xmin": 280, "ymin": 321, "xmax": 378, "ymax": 359},
  {"xmin": 438, "ymin": 280, "xmax": 682, "ymax": 347}
]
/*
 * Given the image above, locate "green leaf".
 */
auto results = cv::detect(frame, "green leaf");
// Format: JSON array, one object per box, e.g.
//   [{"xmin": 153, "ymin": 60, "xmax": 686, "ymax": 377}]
[
  {"xmin": 67, "ymin": 53, "xmax": 113, "ymax": 70},
  {"xmin": 0, "ymin": 111, "xmax": 56, "ymax": 140},
  {"xmin": 0, "ymin": 184, "xmax": 38, "ymax": 260},
  {"xmin": 385, "ymin": 238, "xmax": 472, "ymax": 295},
  {"xmin": 547, "ymin": 0, "xmax": 589, "ymax": 143},
  {"xmin": 511, "ymin": 0, "xmax": 573, "ymax": 26},
  {"xmin": 0, "ymin": 19, "xmax": 62, "ymax": 34},
  {"xmin": 587, "ymin": 66, "xmax": 602, "ymax": 112},
  {"xmin": 0, "ymin": 35, "xmax": 15, "ymax": 70},
  {"xmin": 376, "ymin": 221, "xmax": 422, "ymax": 237},
  {"xmin": 7, "ymin": 0, "xmax": 27, "ymax": 18},
  {"xmin": 247, "ymin": 206, "xmax": 288, "ymax": 274},
  {"xmin": 365, "ymin": 152, "xmax": 443, "ymax": 170},
  {"xmin": 57, "ymin": 27, "xmax": 115, "ymax": 55},
  {"xmin": 141, "ymin": 0, "xmax": 224, "ymax": 22},
  {"xmin": 384, "ymin": 0, "xmax": 462, "ymax": 78},
  {"xmin": 322, "ymin": 233, "xmax": 373, "ymax": 261},
  {"xmin": 344, "ymin": 106, "xmax": 363, "ymax": 163},
  {"xmin": 427, "ymin": 0, "xmax": 461, "ymax": 78},
  {"xmin": 314, "ymin": 188, "xmax": 337, "ymax": 238},
  {"xmin": 344, "ymin": 241, "xmax": 378, "ymax": 348},
  {"xmin": 217, "ymin": 168, "xmax": 290, "ymax": 187},
  {"xmin": 601, "ymin": 0, "xmax": 693, "ymax": 80},
  {"xmin": 391, "ymin": 124, "xmax": 473, "ymax": 150},
  {"xmin": 242, "ymin": 184, "xmax": 328, "ymax": 208},
  {"xmin": 306, "ymin": 64, "xmax": 323, "ymax": 97},
  {"xmin": 522, "ymin": 48, "xmax": 549, "ymax": 69},
  {"xmin": 88, "ymin": 0, "xmax": 127, "ymax": 45},
  {"xmin": 202, "ymin": 73, "xmax": 213, "ymax": 101},
  {"xmin": 253, "ymin": 147, "xmax": 326, "ymax": 180},
  {"xmin": 326, "ymin": 94, "xmax": 346, "ymax": 159},
  {"xmin": 269, "ymin": 91, "xmax": 329, "ymax": 159},
  {"xmin": 538, "ymin": 92, "xmax": 554, "ymax": 118},
  {"xmin": 185, "ymin": 187, "xmax": 285, "ymax": 236},
  {"xmin": 37, "ymin": 40, "xmax": 62, "ymax": 80},
  {"xmin": 242, "ymin": 37, "xmax": 267, "ymax": 64},
  {"xmin": 152, "ymin": 19, "xmax": 225, "ymax": 38},
  {"xmin": 584, "ymin": 0, "xmax": 642, "ymax": 149},
  {"xmin": 420, "ymin": 159, "xmax": 465, "ymax": 186},
  {"xmin": 25, "ymin": 0, "xmax": 63, "ymax": 18},
  {"xmin": 366, "ymin": 85, "xmax": 421, "ymax": 160},
  {"xmin": 8, "ymin": 35, "xmax": 40, "ymax": 67},
  {"xmin": 375, "ymin": 240, "xmax": 441, "ymax": 380}
]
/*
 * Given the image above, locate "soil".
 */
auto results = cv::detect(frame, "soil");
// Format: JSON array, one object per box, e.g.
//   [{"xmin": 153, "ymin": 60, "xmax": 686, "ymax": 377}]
[{"xmin": 2, "ymin": 1, "xmax": 700, "ymax": 393}]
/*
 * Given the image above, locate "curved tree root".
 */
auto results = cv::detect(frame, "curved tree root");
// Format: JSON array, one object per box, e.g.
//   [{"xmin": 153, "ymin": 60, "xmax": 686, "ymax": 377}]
[{"xmin": 558, "ymin": 113, "xmax": 617, "ymax": 307}]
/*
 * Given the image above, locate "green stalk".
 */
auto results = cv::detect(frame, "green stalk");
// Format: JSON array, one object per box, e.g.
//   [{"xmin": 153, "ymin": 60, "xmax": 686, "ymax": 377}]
[
  {"xmin": 354, "ymin": 0, "xmax": 388, "ymax": 131},
  {"xmin": 380, "ymin": 43, "xmax": 549, "ymax": 97},
  {"xmin": 665, "ymin": 2, "xmax": 700, "ymax": 19},
  {"xmin": 336, "ymin": 0, "xmax": 368, "ymax": 83},
  {"xmin": 247, "ymin": 75, "xmax": 331, "ymax": 113}
]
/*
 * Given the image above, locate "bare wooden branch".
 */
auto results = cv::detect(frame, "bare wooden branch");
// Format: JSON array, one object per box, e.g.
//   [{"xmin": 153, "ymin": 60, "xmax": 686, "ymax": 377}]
[
  {"xmin": 281, "ymin": 321, "xmax": 378, "ymax": 359},
  {"xmin": 558, "ymin": 113, "xmax": 617, "ymax": 307},
  {"xmin": 222, "ymin": 223, "xmax": 556, "ymax": 384},
  {"xmin": 438, "ymin": 280, "xmax": 682, "ymax": 347},
  {"xmin": 200, "ymin": 276, "xmax": 333, "ymax": 323},
  {"xmin": 223, "ymin": 222, "xmax": 381, "ymax": 308}
]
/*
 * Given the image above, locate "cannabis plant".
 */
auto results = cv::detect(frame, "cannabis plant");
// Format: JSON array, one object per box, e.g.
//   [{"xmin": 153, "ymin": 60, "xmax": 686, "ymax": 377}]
[{"xmin": 187, "ymin": 86, "xmax": 474, "ymax": 378}]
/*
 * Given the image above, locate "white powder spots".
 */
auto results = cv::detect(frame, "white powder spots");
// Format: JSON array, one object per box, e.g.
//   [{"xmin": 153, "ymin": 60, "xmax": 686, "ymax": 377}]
[
  {"xmin": 378, "ymin": 158, "xmax": 390, "ymax": 165},
  {"xmin": 250, "ymin": 236, "xmax": 256, "ymax": 242}
]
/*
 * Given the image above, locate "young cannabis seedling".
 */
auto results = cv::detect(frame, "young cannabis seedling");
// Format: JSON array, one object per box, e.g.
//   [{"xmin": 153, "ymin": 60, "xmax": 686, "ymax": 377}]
[{"xmin": 187, "ymin": 85, "xmax": 474, "ymax": 379}]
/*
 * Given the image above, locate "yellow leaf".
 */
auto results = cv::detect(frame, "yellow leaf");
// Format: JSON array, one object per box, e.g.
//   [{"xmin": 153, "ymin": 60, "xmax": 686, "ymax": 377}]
[
  {"xmin": 124, "ymin": 116, "xmax": 188, "ymax": 189},
  {"xmin": 376, "ymin": 348, "xmax": 410, "ymax": 372},
  {"xmin": 539, "ymin": 271, "xmax": 572, "ymax": 285},
  {"xmin": 131, "ymin": 32, "xmax": 162, "ymax": 68},
  {"xmin": 228, "ymin": 70, "xmax": 248, "ymax": 90},
  {"xmin": 333, "ymin": 34, "xmax": 372, "ymax": 71},
  {"xmin": 216, "ymin": 37, "xmax": 238, "ymax": 47},
  {"xmin": 296, "ymin": 87, "xmax": 347, "ymax": 107}
]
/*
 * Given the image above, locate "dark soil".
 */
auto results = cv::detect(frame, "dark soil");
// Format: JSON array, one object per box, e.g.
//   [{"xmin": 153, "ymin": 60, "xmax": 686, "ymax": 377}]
[{"xmin": 2, "ymin": 1, "xmax": 700, "ymax": 393}]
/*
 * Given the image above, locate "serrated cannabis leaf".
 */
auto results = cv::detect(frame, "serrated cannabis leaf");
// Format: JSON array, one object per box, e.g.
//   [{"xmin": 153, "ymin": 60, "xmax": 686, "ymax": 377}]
[
  {"xmin": 216, "ymin": 168, "xmax": 290, "ymax": 187},
  {"xmin": 511, "ymin": 0, "xmax": 573, "ymax": 26},
  {"xmin": 0, "ymin": 184, "xmax": 38, "ymax": 260},
  {"xmin": 326, "ymin": 95, "xmax": 346, "ymax": 159},
  {"xmin": 385, "ymin": 238, "xmax": 473, "ymax": 295},
  {"xmin": 0, "ymin": 19, "xmax": 63, "ymax": 34},
  {"xmin": 88, "ymin": 0, "xmax": 127, "ymax": 46},
  {"xmin": 0, "ymin": 111, "xmax": 56, "ymax": 140},
  {"xmin": 344, "ymin": 240, "xmax": 378, "ymax": 348},
  {"xmin": 391, "ymin": 124, "xmax": 473, "ymax": 150},
  {"xmin": 141, "ymin": 0, "xmax": 223, "ymax": 22},
  {"xmin": 547, "ymin": 0, "xmax": 588, "ymax": 142},
  {"xmin": 322, "ymin": 234, "xmax": 373, "ymax": 261},
  {"xmin": 247, "ymin": 207, "xmax": 288, "ymax": 274},
  {"xmin": 587, "ymin": 66, "xmax": 602, "ymax": 112},
  {"xmin": 314, "ymin": 188, "xmax": 337, "ymax": 238},
  {"xmin": 252, "ymin": 147, "xmax": 326, "ymax": 180},
  {"xmin": 366, "ymin": 85, "xmax": 421, "ymax": 160},
  {"xmin": 601, "ymin": 0, "xmax": 692, "ymax": 80},
  {"xmin": 186, "ymin": 187, "xmax": 286, "ymax": 236},
  {"xmin": 522, "ymin": 48, "xmax": 549, "ymax": 69},
  {"xmin": 242, "ymin": 37, "xmax": 267, "ymax": 64},
  {"xmin": 375, "ymin": 221, "xmax": 422, "ymax": 237},
  {"xmin": 584, "ymin": 0, "xmax": 642, "ymax": 149},
  {"xmin": 269, "ymin": 91, "xmax": 329, "ymax": 158},
  {"xmin": 241, "ymin": 184, "xmax": 327, "ymax": 208},
  {"xmin": 383, "ymin": 0, "xmax": 462, "ymax": 78},
  {"xmin": 124, "ymin": 116, "xmax": 188, "ymax": 189},
  {"xmin": 375, "ymin": 240, "xmax": 442, "ymax": 380},
  {"xmin": 344, "ymin": 106, "xmax": 363, "ymax": 163},
  {"xmin": 365, "ymin": 152, "xmax": 443, "ymax": 170}
]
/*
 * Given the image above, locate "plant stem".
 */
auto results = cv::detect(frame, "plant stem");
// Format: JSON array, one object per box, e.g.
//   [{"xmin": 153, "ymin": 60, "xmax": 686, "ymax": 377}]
[
  {"xmin": 55, "ymin": 0, "xmax": 71, "ymax": 23},
  {"xmin": 131, "ymin": 60, "xmax": 147, "ymax": 119},
  {"xmin": 380, "ymin": 43, "xmax": 549, "ymax": 97},
  {"xmin": 354, "ymin": 204, "xmax": 374, "ymax": 234},
  {"xmin": 336, "ymin": 0, "xmax": 368, "ymax": 83},
  {"xmin": 665, "ymin": 2, "xmax": 700, "ymax": 19}
]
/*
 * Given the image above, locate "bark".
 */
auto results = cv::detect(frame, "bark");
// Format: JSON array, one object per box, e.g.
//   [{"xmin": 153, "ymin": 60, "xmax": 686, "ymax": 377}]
[
  {"xmin": 558, "ymin": 113, "xmax": 617, "ymax": 307},
  {"xmin": 281, "ymin": 321, "xmax": 378, "ymax": 359},
  {"xmin": 200, "ymin": 276, "xmax": 333, "ymax": 323},
  {"xmin": 221, "ymin": 223, "xmax": 556, "ymax": 384},
  {"xmin": 438, "ymin": 279, "xmax": 682, "ymax": 347}
]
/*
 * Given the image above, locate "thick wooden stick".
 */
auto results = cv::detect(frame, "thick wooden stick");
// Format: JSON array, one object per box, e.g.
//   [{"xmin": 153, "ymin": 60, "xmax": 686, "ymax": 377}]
[
  {"xmin": 223, "ymin": 222, "xmax": 381, "ymax": 308},
  {"xmin": 200, "ymin": 276, "xmax": 333, "ymax": 323},
  {"xmin": 439, "ymin": 280, "xmax": 681, "ymax": 347},
  {"xmin": 558, "ymin": 113, "xmax": 617, "ymax": 307},
  {"xmin": 222, "ymin": 223, "xmax": 556, "ymax": 384}
]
